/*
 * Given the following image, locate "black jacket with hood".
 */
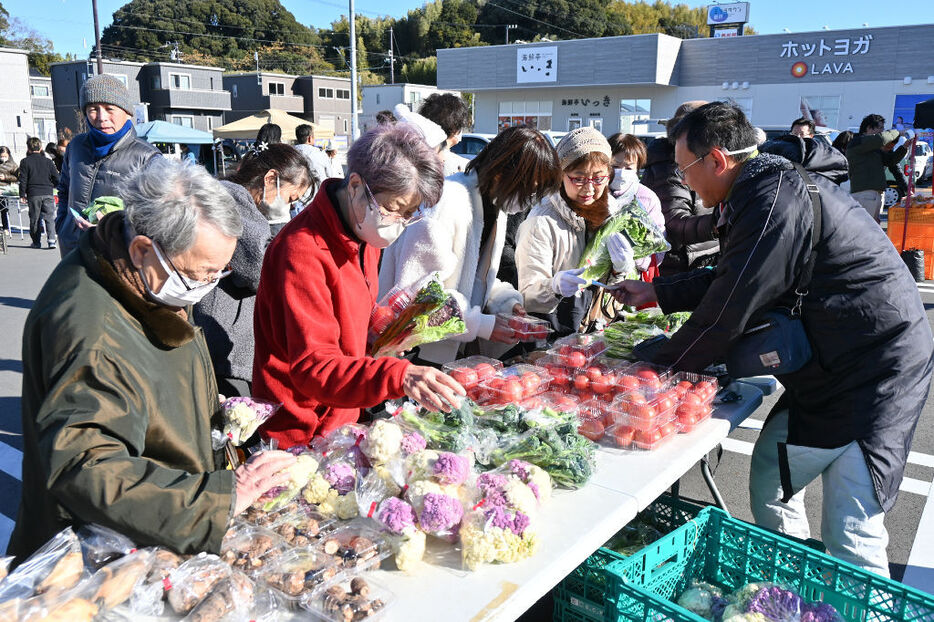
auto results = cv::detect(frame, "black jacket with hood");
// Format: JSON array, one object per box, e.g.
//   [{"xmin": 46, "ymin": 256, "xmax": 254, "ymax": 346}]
[
  {"xmin": 759, "ymin": 135, "xmax": 849, "ymax": 185},
  {"xmin": 645, "ymin": 153, "xmax": 933, "ymax": 512}
]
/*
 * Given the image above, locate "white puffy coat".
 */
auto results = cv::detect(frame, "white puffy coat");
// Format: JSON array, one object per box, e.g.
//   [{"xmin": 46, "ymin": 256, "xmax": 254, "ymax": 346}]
[{"xmin": 378, "ymin": 170, "xmax": 523, "ymax": 363}]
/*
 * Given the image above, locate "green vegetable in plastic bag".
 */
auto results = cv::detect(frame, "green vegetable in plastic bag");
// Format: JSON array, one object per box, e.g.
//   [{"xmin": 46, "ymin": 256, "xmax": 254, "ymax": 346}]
[{"xmin": 578, "ymin": 198, "xmax": 670, "ymax": 283}]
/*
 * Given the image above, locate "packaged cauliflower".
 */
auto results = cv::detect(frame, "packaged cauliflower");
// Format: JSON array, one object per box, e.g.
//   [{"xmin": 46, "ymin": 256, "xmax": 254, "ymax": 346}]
[{"xmin": 256, "ymin": 452, "xmax": 320, "ymax": 513}]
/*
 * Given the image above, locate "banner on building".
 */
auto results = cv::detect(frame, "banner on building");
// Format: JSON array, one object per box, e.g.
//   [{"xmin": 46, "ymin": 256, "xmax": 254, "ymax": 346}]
[{"xmin": 517, "ymin": 47, "xmax": 557, "ymax": 84}]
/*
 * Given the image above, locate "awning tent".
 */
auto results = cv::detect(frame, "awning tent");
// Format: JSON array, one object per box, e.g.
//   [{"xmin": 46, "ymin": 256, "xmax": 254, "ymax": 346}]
[
  {"xmin": 211, "ymin": 109, "xmax": 334, "ymax": 143},
  {"xmin": 135, "ymin": 120, "xmax": 215, "ymax": 144}
]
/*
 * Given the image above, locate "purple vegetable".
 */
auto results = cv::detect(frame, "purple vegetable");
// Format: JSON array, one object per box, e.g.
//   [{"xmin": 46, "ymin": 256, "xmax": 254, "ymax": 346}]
[
  {"xmin": 477, "ymin": 472, "xmax": 508, "ymax": 494},
  {"xmin": 418, "ymin": 493, "xmax": 464, "ymax": 532},
  {"xmin": 528, "ymin": 482, "xmax": 541, "ymax": 501},
  {"xmin": 324, "ymin": 462, "xmax": 355, "ymax": 495},
  {"xmin": 746, "ymin": 586, "xmax": 803, "ymax": 621},
  {"xmin": 433, "ymin": 452, "xmax": 470, "ymax": 486},
  {"xmin": 400, "ymin": 432, "xmax": 427, "ymax": 455},
  {"xmin": 482, "ymin": 506, "xmax": 531, "ymax": 536},
  {"xmin": 509, "ymin": 460, "xmax": 530, "ymax": 481},
  {"xmin": 377, "ymin": 497, "xmax": 417, "ymax": 534},
  {"xmin": 800, "ymin": 602, "xmax": 840, "ymax": 622}
]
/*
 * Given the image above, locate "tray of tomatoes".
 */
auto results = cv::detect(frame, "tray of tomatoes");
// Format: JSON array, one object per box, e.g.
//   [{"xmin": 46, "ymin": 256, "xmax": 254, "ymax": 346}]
[
  {"xmin": 548, "ymin": 332, "xmax": 608, "ymax": 368},
  {"xmin": 520, "ymin": 390, "xmax": 580, "ymax": 415},
  {"xmin": 442, "ymin": 356, "xmax": 504, "ymax": 400},
  {"xmin": 535, "ymin": 356, "xmax": 630, "ymax": 400},
  {"xmin": 668, "ymin": 372, "xmax": 717, "ymax": 432},
  {"xmin": 497, "ymin": 313, "xmax": 553, "ymax": 342},
  {"xmin": 474, "ymin": 364, "xmax": 553, "ymax": 406}
]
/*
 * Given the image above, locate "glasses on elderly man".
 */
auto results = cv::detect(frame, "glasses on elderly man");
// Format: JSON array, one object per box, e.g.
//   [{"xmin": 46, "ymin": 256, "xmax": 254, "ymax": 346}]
[
  {"xmin": 363, "ymin": 181, "xmax": 425, "ymax": 227},
  {"xmin": 157, "ymin": 241, "xmax": 232, "ymax": 290},
  {"xmin": 565, "ymin": 174, "xmax": 610, "ymax": 187},
  {"xmin": 676, "ymin": 153, "xmax": 709, "ymax": 177}
]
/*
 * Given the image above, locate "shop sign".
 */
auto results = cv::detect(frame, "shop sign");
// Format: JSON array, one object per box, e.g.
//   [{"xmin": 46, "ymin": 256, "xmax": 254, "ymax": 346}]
[
  {"xmin": 706, "ymin": 3, "xmax": 749, "ymax": 26},
  {"xmin": 517, "ymin": 47, "xmax": 557, "ymax": 84},
  {"xmin": 559, "ymin": 95, "xmax": 611, "ymax": 108},
  {"xmin": 782, "ymin": 34, "xmax": 872, "ymax": 78}
]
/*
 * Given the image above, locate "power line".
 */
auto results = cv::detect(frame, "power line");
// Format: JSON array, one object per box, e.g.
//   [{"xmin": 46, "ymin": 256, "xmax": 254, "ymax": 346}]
[{"xmin": 483, "ymin": 0, "xmax": 588, "ymax": 39}]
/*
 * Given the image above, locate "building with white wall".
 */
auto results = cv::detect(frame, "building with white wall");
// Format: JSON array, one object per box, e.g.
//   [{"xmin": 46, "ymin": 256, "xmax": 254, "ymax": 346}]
[
  {"xmin": 0, "ymin": 47, "xmax": 34, "ymax": 158},
  {"xmin": 360, "ymin": 83, "xmax": 463, "ymax": 132},
  {"xmin": 437, "ymin": 24, "xmax": 934, "ymax": 140}
]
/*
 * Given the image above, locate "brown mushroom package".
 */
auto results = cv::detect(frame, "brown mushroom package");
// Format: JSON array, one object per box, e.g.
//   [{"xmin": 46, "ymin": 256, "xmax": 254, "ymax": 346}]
[
  {"xmin": 183, "ymin": 570, "xmax": 255, "ymax": 622},
  {"xmin": 303, "ymin": 574, "xmax": 395, "ymax": 621},
  {"xmin": 166, "ymin": 553, "xmax": 233, "ymax": 616},
  {"xmin": 220, "ymin": 523, "xmax": 290, "ymax": 577}
]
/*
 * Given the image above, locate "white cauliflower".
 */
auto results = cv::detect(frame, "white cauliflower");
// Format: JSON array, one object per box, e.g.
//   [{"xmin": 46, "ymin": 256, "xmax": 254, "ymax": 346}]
[
  {"xmin": 362, "ymin": 420, "xmax": 404, "ymax": 464},
  {"xmin": 525, "ymin": 464, "xmax": 552, "ymax": 503},
  {"xmin": 404, "ymin": 449, "xmax": 440, "ymax": 484},
  {"xmin": 503, "ymin": 478, "xmax": 539, "ymax": 518},
  {"xmin": 302, "ymin": 473, "xmax": 332, "ymax": 505},
  {"xmin": 393, "ymin": 529, "xmax": 426, "ymax": 573},
  {"xmin": 335, "ymin": 491, "xmax": 359, "ymax": 519},
  {"xmin": 372, "ymin": 465, "xmax": 403, "ymax": 498},
  {"xmin": 459, "ymin": 511, "xmax": 539, "ymax": 570}
]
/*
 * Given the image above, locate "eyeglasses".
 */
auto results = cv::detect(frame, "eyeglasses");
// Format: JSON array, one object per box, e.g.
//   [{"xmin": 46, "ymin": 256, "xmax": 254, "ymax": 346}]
[
  {"xmin": 363, "ymin": 181, "xmax": 425, "ymax": 227},
  {"xmin": 565, "ymin": 174, "xmax": 610, "ymax": 187},
  {"xmin": 676, "ymin": 153, "xmax": 709, "ymax": 177},
  {"xmin": 157, "ymin": 241, "xmax": 232, "ymax": 290}
]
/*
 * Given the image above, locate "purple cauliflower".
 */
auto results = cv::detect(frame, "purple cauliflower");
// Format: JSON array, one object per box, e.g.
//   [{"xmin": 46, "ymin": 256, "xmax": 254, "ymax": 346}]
[
  {"xmin": 800, "ymin": 602, "xmax": 841, "ymax": 622},
  {"xmin": 224, "ymin": 397, "xmax": 278, "ymax": 419},
  {"xmin": 528, "ymin": 482, "xmax": 541, "ymax": 501},
  {"xmin": 482, "ymin": 506, "xmax": 530, "ymax": 537},
  {"xmin": 324, "ymin": 462, "xmax": 356, "ymax": 495},
  {"xmin": 509, "ymin": 460, "xmax": 530, "ymax": 481},
  {"xmin": 747, "ymin": 586, "xmax": 803, "ymax": 621},
  {"xmin": 418, "ymin": 493, "xmax": 464, "ymax": 532},
  {"xmin": 433, "ymin": 452, "xmax": 470, "ymax": 486},
  {"xmin": 376, "ymin": 497, "xmax": 417, "ymax": 534},
  {"xmin": 477, "ymin": 472, "xmax": 508, "ymax": 494},
  {"xmin": 400, "ymin": 432, "xmax": 427, "ymax": 455}
]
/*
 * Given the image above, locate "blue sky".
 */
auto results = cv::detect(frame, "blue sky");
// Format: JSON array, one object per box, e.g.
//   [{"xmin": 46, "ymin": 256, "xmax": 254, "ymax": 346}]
[{"xmin": 4, "ymin": 0, "xmax": 932, "ymax": 58}]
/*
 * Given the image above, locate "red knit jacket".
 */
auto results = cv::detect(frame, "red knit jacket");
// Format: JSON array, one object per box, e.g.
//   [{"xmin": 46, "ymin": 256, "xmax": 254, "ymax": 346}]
[{"xmin": 253, "ymin": 180, "xmax": 411, "ymax": 447}]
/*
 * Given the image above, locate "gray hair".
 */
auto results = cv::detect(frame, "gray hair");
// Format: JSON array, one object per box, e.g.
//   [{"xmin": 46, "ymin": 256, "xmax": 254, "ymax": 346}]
[
  {"xmin": 124, "ymin": 158, "xmax": 243, "ymax": 256},
  {"xmin": 347, "ymin": 123, "xmax": 444, "ymax": 207}
]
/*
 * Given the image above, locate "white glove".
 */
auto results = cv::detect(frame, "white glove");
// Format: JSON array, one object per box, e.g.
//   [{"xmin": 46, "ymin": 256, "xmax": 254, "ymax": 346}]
[
  {"xmin": 606, "ymin": 232, "xmax": 635, "ymax": 275},
  {"xmin": 552, "ymin": 267, "xmax": 588, "ymax": 297},
  {"xmin": 905, "ymin": 129, "xmax": 916, "ymax": 141}
]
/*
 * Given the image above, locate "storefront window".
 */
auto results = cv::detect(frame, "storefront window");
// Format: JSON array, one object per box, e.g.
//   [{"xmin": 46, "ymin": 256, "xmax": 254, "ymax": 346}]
[
  {"xmin": 802, "ymin": 95, "xmax": 841, "ymax": 129},
  {"xmin": 589, "ymin": 118, "xmax": 603, "ymax": 133},
  {"xmin": 619, "ymin": 99, "xmax": 651, "ymax": 134},
  {"xmin": 498, "ymin": 101, "xmax": 552, "ymax": 132}
]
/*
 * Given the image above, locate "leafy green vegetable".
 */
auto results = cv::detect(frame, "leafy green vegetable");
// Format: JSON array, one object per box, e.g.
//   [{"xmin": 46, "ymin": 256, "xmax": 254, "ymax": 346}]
[
  {"xmin": 369, "ymin": 276, "xmax": 466, "ymax": 357},
  {"xmin": 604, "ymin": 311, "xmax": 692, "ymax": 359},
  {"xmin": 578, "ymin": 198, "xmax": 670, "ymax": 283}
]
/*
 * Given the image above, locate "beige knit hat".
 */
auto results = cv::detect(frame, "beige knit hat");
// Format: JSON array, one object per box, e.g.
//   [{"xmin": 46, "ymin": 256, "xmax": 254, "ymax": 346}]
[{"xmin": 555, "ymin": 127, "xmax": 612, "ymax": 170}]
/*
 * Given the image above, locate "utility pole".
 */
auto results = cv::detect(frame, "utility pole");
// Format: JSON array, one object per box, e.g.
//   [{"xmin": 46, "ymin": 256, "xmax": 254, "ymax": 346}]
[
  {"xmin": 388, "ymin": 28, "xmax": 395, "ymax": 85},
  {"xmin": 91, "ymin": 0, "xmax": 103, "ymax": 74},
  {"xmin": 349, "ymin": 0, "xmax": 359, "ymax": 141},
  {"xmin": 505, "ymin": 24, "xmax": 517, "ymax": 45},
  {"xmin": 254, "ymin": 51, "xmax": 261, "ymax": 85}
]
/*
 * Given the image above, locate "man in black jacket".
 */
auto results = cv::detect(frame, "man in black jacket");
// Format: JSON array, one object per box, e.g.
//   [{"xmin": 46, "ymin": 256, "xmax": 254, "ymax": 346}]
[
  {"xmin": 18, "ymin": 136, "xmax": 60, "ymax": 249},
  {"xmin": 642, "ymin": 101, "xmax": 719, "ymax": 275},
  {"xmin": 613, "ymin": 102, "xmax": 933, "ymax": 576}
]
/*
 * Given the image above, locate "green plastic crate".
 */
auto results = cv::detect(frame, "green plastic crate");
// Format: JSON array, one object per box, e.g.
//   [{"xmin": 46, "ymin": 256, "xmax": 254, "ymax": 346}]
[
  {"xmin": 554, "ymin": 495, "xmax": 707, "ymax": 622},
  {"xmin": 604, "ymin": 507, "xmax": 934, "ymax": 622}
]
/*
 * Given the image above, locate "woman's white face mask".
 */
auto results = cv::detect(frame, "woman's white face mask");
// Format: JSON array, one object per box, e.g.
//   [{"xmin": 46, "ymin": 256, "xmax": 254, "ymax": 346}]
[{"xmin": 352, "ymin": 181, "xmax": 405, "ymax": 248}]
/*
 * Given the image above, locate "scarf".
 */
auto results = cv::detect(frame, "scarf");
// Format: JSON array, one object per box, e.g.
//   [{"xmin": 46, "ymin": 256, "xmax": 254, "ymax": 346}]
[
  {"xmin": 562, "ymin": 186, "xmax": 611, "ymax": 232},
  {"xmin": 87, "ymin": 119, "xmax": 132, "ymax": 160}
]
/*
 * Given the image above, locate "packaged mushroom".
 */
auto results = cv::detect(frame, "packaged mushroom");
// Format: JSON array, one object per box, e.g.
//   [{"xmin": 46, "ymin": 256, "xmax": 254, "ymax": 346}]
[
  {"xmin": 303, "ymin": 575, "xmax": 395, "ymax": 621},
  {"xmin": 88, "ymin": 548, "xmax": 153, "ymax": 610},
  {"xmin": 183, "ymin": 570, "xmax": 255, "ymax": 622},
  {"xmin": 241, "ymin": 503, "xmax": 295, "ymax": 529},
  {"xmin": 220, "ymin": 524, "xmax": 290, "ymax": 577},
  {"xmin": 0, "ymin": 527, "xmax": 86, "ymax": 603},
  {"xmin": 316, "ymin": 523, "xmax": 391, "ymax": 572},
  {"xmin": 256, "ymin": 547, "xmax": 341, "ymax": 607},
  {"xmin": 165, "ymin": 553, "xmax": 232, "ymax": 616},
  {"xmin": 268, "ymin": 506, "xmax": 338, "ymax": 548}
]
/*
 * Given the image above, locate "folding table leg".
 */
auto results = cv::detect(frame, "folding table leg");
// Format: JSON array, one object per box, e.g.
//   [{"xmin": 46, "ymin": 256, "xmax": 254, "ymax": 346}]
[{"xmin": 700, "ymin": 450, "xmax": 729, "ymax": 512}]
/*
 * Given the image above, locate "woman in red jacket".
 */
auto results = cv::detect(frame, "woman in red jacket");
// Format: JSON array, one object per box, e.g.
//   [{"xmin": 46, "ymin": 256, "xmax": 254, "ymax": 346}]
[{"xmin": 253, "ymin": 124, "xmax": 464, "ymax": 447}]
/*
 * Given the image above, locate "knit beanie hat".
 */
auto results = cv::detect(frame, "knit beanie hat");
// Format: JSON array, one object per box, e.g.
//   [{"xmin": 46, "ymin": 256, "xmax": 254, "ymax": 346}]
[
  {"xmin": 80, "ymin": 74, "xmax": 134, "ymax": 115},
  {"xmin": 555, "ymin": 127, "xmax": 612, "ymax": 170}
]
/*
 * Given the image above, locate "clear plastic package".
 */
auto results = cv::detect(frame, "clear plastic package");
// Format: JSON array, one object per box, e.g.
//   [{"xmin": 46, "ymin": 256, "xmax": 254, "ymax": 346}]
[
  {"xmin": 0, "ymin": 527, "xmax": 85, "ymax": 603},
  {"xmin": 548, "ymin": 332, "xmax": 608, "ymax": 366},
  {"xmin": 441, "ymin": 356, "xmax": 504, "ymax": 390},
  {"xmin": 496, "ymin": 313, "xmax": 553, "ymax": 342},
  {"xmin": 220, "ymin": 524, "xmax": 290, "ymax": 577},
  {"xmin": 576, "ymin": 399, "xmax": 608, "ymax": 443},
  {"xmin": 183, "ymin": 570, "xmax": 254, "ymax": 622},
  {"xmin": 520, "ymin": 390, "xmax": 580, "ymax": 417},
  {"xmin": 0, "ymin": 555, "xmax": 11, "ymax": 582},
  {"xmin": 610, "ymin": 391, "xmax": 679, "ymax": 432},
  {"xmin": 475, "ymin": 364, "xmax": 553, "ymax": 405},
  {"xmin": 622, "ymin": 416, "xmax": 680, "ymax": 450},
  {"xmin": 257, "ymin": 547, "xmax": 341, "ymax": 606},
  {"xmin": 302, "ymin": 574, "xmax": 395, "ymax": 621},
  {"xmin": 165, "ymin": 553, "xmax": 233, "ymax": 616},
  {"xmin": 316, "ymin": 523, "xmax": 392, "ymax": 572},
  {"xmin": 669, "ymin": 371, "xmax": 719, "ymax": 404},
  {"xmin": 76, "ymin": 523, "xmax": 137, "ymax": 572},
  {"xmin": 87, "ymin": 547, "xmax": 153, "ymax": 610},
  {"xmin": 218, "ymin": 397, "xmax": 281, "ymax": 447},
  {"xmin": 268, "ymin": 507, "xmax": 339, "ymax": 549},
  {"xmin": 619, "ymin": 362, "xmax": 672, "ymax": 392}
]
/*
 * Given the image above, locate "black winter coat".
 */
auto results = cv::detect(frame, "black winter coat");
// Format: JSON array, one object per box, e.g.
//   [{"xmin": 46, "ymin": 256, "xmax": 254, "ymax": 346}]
[
  {"xmin": 759, "ymin": 135, "xmax": 849, "ymax": 185},
  {"xmin": 18, "ymin": 152, "xmax": 59, "ymax": 198},
  {"xmin": 647, "ymin": 153, "xmax": 933, "ymax": 511},
  {"xmin": 641, "ymin": 137, "xmax": 719, "ymax": 274}
]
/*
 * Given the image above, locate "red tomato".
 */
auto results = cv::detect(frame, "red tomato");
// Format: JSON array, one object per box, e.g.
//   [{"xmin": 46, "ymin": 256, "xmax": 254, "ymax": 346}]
[
  {"xmin": 612, "ymin": 425, "xmax": 635, "ymax": 448},
  {"xmin": 449, "ymin": 368, "xmax": 479, "ymax": 389},
  {"xmin": 508, "ymin": 317, "xmax": 526, "ymax": 331},
  {"xmin": 628, "ymin": 392, "xmax": 648, "ymax": 406},
  {"xmin": 655, "ymin": 395, "xmax": 676, "ymax": 414},
  {"xmin": 552, "ymin": 395, "xmax": 578, "ymax": 411},
  {"xmin": 474, "ymin": 363, "xmax": 497, "ymax": 381},
  {"xmin": 591, "ymin": 377, "xmax": 610, "ymax": 395},
  {"xmin": 586, "ymin": 366, "xmax": 603, "ymax": 381},
  {"xmin": 682, "ymin": 392, "xmax": 703, "ymax": 407},
  {"xmin": 599, "ymin": 392, "xmax": 614, "ymax": 403},
  {"xmin": 564, "ymin": 351, "xmax": 587, "ymax": 368},
  {"xmin": 520, "ymin": 372, "xmax": 542, "ymax": 394},
  {"xmin": 674, "ymin": 381, "xmax": 693, "ymax": 397},
  {"xmin": 634, "ymin": 428, "xmax": 662, "ymax": 448},
  {"xmin": 503, "ymin": 379, "xmax": 523, "ymax": 403},
  {"xmin": 632, "ymin": 403, "xmax": 657, "ymax": 420},
  {"xmin": 487, "ymin": 377, "xmax": 505, "ymax": 390},
  {"xmin": 636, "ymin": 369, "xmax": 659, "ymax": 382},
  {"xmin": 578, "ymin": 418, "xmax": 605, "ymax": 441},
  {"xmin": 677, "ymin": 410, "xmax": 698, "ymax": 425},
  {"xmin": 696, "ymin": 381, "xmax": 717, "ymax": 400},
  {"xmin": 573, "ymin": 374, "xmax": 590, "ymax": 392},
  {"xmin": 550, "ymin": 370, "xmax": 570, "ymax": 388},
  {"xmin": 659, "ymin": 422, "xmax": 677, "ymax": 437},
  {"xmin": 530, "ymin": 327, "xmax": 549, "ymax": 340},
  {"xmin": 369, "ymin": 306, "xmax": 396, "ymax": 333},
  {"xmin": 618, "ymin": 375, "xmax": 641, "ymax": 391},
  {"xmin": 677, "ymin": 402, "xmax": 700, "ymax": 419}
]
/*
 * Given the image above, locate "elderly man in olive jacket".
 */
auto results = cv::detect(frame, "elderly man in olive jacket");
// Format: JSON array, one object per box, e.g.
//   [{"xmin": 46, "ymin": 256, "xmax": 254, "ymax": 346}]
[{"xmin": 11, "ymin": 159, "xmax": 295, "ymax": 562}]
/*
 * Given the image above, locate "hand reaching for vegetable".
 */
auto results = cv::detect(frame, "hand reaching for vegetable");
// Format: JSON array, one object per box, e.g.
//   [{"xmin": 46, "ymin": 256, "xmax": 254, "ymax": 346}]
[
  {"xmin": 608, "ymin": 280, "xmax": 658, "ymax": 307},
  {"xmin": 490, "ymin": 314, "xmax": 519, "ymax": 343},
  {"xmin": 551, "ymin": 267, "xmax": 588, "ymax": 297},
  {"xmin": 233, "ymin": 451, "xmax": 297, "ymax": 515},
  {"xmin": 606, "ymin": 233, "xmax": 635, "ymax": 275},
  {"xmin": 403, "ymin": 365, "xmax": 466, "ymax": 412}
]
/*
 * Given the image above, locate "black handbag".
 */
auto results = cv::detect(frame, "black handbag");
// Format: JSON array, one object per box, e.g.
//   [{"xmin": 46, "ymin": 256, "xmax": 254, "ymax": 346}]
[{"xmin": 725, "ymin": 164, "xmax": 821, "ymax": 378}]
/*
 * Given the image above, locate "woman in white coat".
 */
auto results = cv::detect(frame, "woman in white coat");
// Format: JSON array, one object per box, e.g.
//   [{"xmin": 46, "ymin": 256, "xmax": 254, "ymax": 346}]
[
  {"xmin": 379, "ymin": 126, "xmax": 562, "ymax": 364},
  {"xmin": 515, "ymin": 127, "xmax": 644, "ymax": 336}
]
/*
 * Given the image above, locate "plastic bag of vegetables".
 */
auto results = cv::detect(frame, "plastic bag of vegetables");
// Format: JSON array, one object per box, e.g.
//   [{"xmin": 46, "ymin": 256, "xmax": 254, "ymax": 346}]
[
  {"xmin": 368, "ymin": 274, "xmax": 467, "ymax": 358},
  {"xmin": 578, "ymin": 197, "xmax": 670, "ymax": 284}
]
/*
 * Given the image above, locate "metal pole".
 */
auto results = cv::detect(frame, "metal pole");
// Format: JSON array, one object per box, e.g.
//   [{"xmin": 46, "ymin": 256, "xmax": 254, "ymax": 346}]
[
  {"xmin": 900, "ymin": 135, "xmax": 918, "ymax": 252},
  {"xmin": 505, "ymin": 24, "xmax": 517, "ymax": 45},
  {"xmin": 349, "ymin": 0, "xmax": 359, "ymax": 141},
  {"xmin": 389, "ymin": 29, "xmax": 395, "ymax": 85},
  {"xmin": 92, "ymin": 0, "xmax": 103, "ymax": 74}
]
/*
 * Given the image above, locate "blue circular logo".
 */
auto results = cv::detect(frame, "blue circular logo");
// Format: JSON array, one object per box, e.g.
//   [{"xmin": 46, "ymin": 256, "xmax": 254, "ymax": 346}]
[{"xmin": 709, "ymin": 7, "xmax": 728, "ymax": 23}]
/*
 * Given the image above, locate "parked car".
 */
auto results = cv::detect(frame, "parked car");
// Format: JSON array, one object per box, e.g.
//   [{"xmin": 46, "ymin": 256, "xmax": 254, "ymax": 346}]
[
  {"xmin": 884, "ymin": 141, "xmax": 933, "ymax": 206},
  {"xmin": 449, "ymin": 133, "xmax": 494, "ymax": 160}
]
